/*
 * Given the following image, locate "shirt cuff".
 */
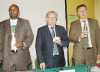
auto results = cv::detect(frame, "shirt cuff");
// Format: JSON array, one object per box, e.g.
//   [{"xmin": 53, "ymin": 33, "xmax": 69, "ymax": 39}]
[
  {"xmin": 78, "ymin": 37, "xmax": 81, "ymax": 42},
  {"xmin": 23, "ymin": 42, "xmax": 26, "ymax": 50}
]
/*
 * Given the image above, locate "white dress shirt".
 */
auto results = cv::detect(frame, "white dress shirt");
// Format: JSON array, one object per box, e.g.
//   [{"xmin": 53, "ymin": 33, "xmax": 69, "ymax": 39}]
[
  {"xmin": 10, "ymin": 19, "xmax": 18, "ymax": 52},
  {"xmin": 48, "ymin": 25, "xmax": 56, "ymax": 36},
  {"xmin": 80, "ymin": 18, "xmax": 92, "ymax": 47}
]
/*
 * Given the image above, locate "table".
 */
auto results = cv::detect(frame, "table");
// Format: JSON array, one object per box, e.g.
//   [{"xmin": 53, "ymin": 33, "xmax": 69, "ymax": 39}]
[{"xmin": 28, "ymin": 64, "xmax": 92, "ymax": 72}]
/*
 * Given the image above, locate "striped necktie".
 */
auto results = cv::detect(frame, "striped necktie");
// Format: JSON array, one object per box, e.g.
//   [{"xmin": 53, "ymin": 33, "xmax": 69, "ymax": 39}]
[
  {"xmin": 82, "ymin": 21, "xmax": 89, "ymax": 49},
  {"xmin": 51, "ymin": 27, "xmax": 59, "ymax": 55}
]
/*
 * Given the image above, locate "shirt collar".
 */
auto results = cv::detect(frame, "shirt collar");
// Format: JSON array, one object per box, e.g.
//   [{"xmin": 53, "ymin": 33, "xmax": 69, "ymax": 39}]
[
  {"xmin": 48, "ymin": 25, "xmax": 55, "ymax": 30},
  {"xmin": 80, "ymin": 18, "xmax": 88, "ymax": 22},
  {"xmin": 10, "ymin": 19, "xmax": 18, "ymax": 22}
]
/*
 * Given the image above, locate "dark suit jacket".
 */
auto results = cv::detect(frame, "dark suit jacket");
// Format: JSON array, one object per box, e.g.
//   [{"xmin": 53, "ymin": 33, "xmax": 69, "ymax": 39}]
[
  {"xmin": 69, "ymin": 18, "xmax": 100, "ymax": 61},
  {"xmin": 35, "ymin": 25, "xmax": 69, "ymax": 68},
  {"xmin": 1, "ymin": 18, "xmax": 34, "ymax": 71}
]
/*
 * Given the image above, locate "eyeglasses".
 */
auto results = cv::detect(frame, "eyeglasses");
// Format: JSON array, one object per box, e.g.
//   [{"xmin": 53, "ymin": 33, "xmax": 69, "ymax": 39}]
[{"xmin": 47, "ymin": 17, "xmax": 57, "ymax": 20}]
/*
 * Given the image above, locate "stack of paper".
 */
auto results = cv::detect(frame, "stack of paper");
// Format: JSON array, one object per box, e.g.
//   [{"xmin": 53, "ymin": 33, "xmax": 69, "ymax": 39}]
[
  {"xmin": 59, "ymin": 69, "xmax": 75, "ymax": 72},
  {"xmin": 91, "ymin": 66, "xmax": 100, "ymax": 72}
]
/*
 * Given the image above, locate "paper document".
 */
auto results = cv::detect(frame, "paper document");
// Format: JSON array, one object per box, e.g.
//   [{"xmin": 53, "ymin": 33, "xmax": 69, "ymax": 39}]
[{"xmin": 59, "ymin": 69, "xmax": 75, "ymax": 72}]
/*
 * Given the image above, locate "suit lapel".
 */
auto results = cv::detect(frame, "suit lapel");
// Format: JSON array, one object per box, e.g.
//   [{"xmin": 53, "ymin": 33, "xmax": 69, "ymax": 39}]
[
  {"xmin": 15, "ymin": 18, "xmax": 23, "ymax": 40},
  {"xmin": 5, "ymin": 19, "xmax": 11, "ymax": 36},
  {"xmin": 88, "ymin": 18, "xmax": 93, "ymax": 34},
  {"xmin": 16, "ymin": 18, "xmax": 21, "ymax": 30},
  {"xmin": 45, "ymin": 25, "xmax": 53, "ymax": 40},
  {"xmin": 76, "ymin": 19, "xmax": 82, "ymax": 36},
  {"xmin": 55, "ymin": 25, "xmax": 60, "ymax": 37},
  {"xmin": 88, "ymin": 18, "xmax": 93, "ymax": 45}
]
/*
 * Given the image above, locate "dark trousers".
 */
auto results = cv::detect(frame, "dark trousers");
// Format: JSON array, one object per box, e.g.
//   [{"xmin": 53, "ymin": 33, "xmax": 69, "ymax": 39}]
[{"xmin": 53, "ymin": 55, "xmax": 61, "ymax": 68}]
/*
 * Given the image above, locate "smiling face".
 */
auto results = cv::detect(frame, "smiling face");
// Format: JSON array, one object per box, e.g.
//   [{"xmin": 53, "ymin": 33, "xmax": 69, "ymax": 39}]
[
  {"xmin": 9, "ymin": 5, "xmax": 20, "ymax": 19},
  {"xmin": 77, "ymin": 6, "xmax": 87, "ymax": 20},
  {"xmin": 46, "ymin": 13, "xmax": 57, "ymax": 26}
]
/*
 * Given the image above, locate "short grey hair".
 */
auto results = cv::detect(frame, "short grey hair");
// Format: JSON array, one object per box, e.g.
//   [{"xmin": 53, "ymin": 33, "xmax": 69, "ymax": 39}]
[{"xmin": 46, "ymin": 10, "xmax": 58, "ymax": 20}]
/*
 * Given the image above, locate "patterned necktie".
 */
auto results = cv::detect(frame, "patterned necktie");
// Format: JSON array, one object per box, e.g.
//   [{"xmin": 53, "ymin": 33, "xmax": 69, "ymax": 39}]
[
  {"xmin": 83, "ymin": 21, "xmax": 89, "ymax": 49},
  {"xmin": 51, "ymin": 27, "xmax": 59, "ymax": 55},
  {"xmin": 83, "ymin": 21, "xmax": 88, "ymax": 31}
]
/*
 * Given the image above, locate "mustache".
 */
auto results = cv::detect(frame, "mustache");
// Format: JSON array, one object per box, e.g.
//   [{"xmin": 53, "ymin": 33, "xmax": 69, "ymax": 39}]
[{"xmin": 10, "ymin": 13, "xmax": 15, "ymax": 15}]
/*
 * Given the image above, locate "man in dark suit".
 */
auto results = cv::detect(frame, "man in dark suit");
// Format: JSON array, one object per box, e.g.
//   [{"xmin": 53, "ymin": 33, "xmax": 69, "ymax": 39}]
[
  {"xmin": 69, "ymin": 4, "xmax": 100, "ymax": 65},
  {"xmin": 35, "ymin": 10, "xmax": 69, "ymax": 69},
  {"xmin": 0, "ymin": 4, "xmax": 34, "ymax": 72}
]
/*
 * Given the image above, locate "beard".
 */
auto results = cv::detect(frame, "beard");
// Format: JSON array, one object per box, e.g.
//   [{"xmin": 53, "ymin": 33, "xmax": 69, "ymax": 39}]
[
  {"xmin": 10, "ymin": 15, "xmax": 18, "ymax": 19},
  {"xmin": 9, "ymin": 13, "xmax": 18, "ymax": 19}
]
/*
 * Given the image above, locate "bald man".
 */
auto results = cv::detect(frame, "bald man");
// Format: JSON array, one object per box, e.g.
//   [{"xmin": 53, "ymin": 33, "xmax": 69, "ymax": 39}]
[{"xmin": 0, "ymin": 4, "xmax": 34, "ymax": 72}]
